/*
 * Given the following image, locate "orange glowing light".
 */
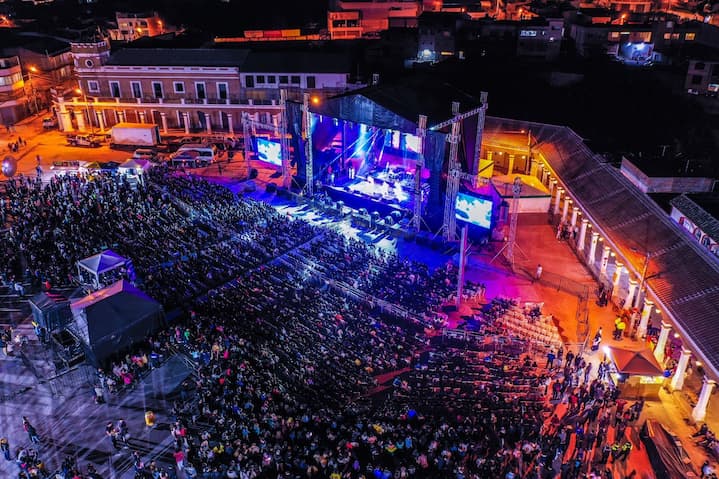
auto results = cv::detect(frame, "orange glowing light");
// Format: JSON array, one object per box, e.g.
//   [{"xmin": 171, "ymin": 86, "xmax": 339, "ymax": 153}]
[{"xmin": 311, "ymin": 96, "xmax": 320, "ymax": 105}]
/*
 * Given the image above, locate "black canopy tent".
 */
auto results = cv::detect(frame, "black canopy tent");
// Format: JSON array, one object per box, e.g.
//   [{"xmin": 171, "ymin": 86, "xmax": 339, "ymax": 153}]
[{"xmin": 69, "ymin": 280, "xmax": 164, "ymax": 366}]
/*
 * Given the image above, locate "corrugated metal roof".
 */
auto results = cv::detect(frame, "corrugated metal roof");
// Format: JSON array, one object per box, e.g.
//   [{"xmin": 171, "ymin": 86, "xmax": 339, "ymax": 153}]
[
  {"xmin": 485, "ymin": 116, "xmax": 719, "ymax": 378},
  {"xmin": 671, "ymin": 194, "xmax": 719, "ymax": 242},
  {"xmin": 240, "ymin": 50, "xmax": 352, "ymax": 74}
]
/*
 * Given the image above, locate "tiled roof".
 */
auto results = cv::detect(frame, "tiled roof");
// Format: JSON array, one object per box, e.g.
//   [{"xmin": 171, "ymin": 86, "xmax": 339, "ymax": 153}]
[
  {"xmin": 106, "ymin": 48, "xmax": 249, "ymax": 67},
  {"xmin": 484, "ymin": 116, "xmax": 719, "ymax": 378}
]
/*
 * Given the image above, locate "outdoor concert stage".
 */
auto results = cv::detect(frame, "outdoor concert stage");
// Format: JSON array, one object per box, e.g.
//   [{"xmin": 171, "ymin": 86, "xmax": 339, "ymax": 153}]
[
  {"xmin": 310, "ymin": 115, "xmax": 431, "ymax": 218},
  {"xmin": 286, "ymin": 79, "xmax": 486, "ymax": 228}
]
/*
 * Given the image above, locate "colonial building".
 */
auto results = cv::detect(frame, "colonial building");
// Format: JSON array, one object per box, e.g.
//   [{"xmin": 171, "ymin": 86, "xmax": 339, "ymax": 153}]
[
  {"xmin": 0, "ymin": 56, "xmax": 27, "ymax": 125},
  {"xmin": 56, "ymin": 40, "xmax": 362, "ymax": 135}
]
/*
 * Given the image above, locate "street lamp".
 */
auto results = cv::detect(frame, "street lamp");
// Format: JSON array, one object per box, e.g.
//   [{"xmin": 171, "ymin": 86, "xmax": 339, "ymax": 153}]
[
  {"xmin": 75, "ymin": 87, "xmax": 95, "ymax": 134},
  {"xmin": 26, "ymin": 66, "xmax": 39, "ymax": 114}
]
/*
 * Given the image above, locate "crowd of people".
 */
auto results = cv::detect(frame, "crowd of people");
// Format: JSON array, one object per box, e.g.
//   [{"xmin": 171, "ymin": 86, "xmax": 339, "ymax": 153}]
[{"xmin": 0, "ymin": 169, "xmax": 660, "ymax": 479}]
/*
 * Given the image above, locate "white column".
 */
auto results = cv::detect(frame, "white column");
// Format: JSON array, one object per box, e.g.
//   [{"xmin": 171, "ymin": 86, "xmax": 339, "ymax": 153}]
[
  {"xmin": 600, "ymin": 246, "xmax": 611, "ymax": 277},
  {"xmin": 654, "ymin": 321, "xmax": 671, "ymax": 364},
  {"xmin": 160, "ymin": 112, "xmax": 168, "ymax": 134},
  {"xmin": 562, "ymin": 197, "xmax": 570, "ymax": 222},
  {"xmin": 548, "ymin": 178, "xmax": 555, "ymax": 197},
  {"xmin": 625, "ymin": 279, "xmax": 638, "ymax": 310},
  {"xmin": 205, "ymin": 112, "xmax": 212, "ymax": 134},
  {"xmin": 507, "ymin": 154, "xmax": 515, "ymax": 174},
  {"xmin": 76, "ymin": 110, "xmax": 86, "ymax": 132},
  {"xmin": 60, "ymin": 110, "xmax": 73, "ymax": 132},
  {"xmin": 637, "ymin": 300, "xmax": 653, "ymax": 339},
  {"xmin": 272, "ymin": 113, "xmax": 279, "ymax": 132},
  {"xmin": 588, "ymin": 232, "xmax": 599, "ymax": 262},
  {"xmin": 117, "ymin": 110, "xmax": 125, "ymax": 123},
  {"xmin": 612, "ymin": 262, "xmax": 624, "ymax": 295},
  {"xmin": 138, "ymin": 111, "xmax": 146, "ymax": 123},
  {"xmin": 183, "ymin": 112, "xmax": 190, "ymax": 134},
  {"xmin": 96, "ymin": 111, "xmax": 105, "ymax": 131},
  {"xmin": 554, "ymin": 187, "xmax": 563, "ymax": 215},
  {"xmin": 670, "ymin": 348, "xmax": 692, "ymax": 391},
  {"xmin": 692, "ymin": 379, "xmax": 716, "ymax": 423},
  {"xmin": 570, "ymin": 207, "xmax": 579, "ymax": 228},
  {"xmin": 227, "ymin": 114, "xmax": 234, "ymax": 135},
  {"xmin": 578, "ymin": 219, "xmax": 589, "ymax": 252}
]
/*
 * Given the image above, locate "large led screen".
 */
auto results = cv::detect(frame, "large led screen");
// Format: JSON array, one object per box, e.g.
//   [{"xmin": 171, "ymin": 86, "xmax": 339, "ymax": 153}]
[
  {"xmin": 255, "ymin": 138, "xmax": 282, "ymax": 166},
  {"xmin": 455, "ymin": 192, "xmax": 492, "ymax": 229}
]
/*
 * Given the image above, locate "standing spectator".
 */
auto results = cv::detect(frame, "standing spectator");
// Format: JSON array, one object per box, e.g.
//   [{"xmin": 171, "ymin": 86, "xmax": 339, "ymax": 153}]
[
  {"xmin": 173, "ymin": 448, "xmax": 185, "ymax": 470},
  {"xmin": 22, "ymin": 417, "xmax": 40, "ymax": 444},
  {"xmin": 0, "ymin": 437, "xmax": 10, "ymax": 460}
]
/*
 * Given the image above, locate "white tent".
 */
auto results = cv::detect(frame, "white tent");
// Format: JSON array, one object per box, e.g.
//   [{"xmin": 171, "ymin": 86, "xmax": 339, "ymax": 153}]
[
  {"xmin": 119, "ymin": 158, "xmax": 152, "ymax": 178},
  {"xmin": 76, "ymin": 250, "xmax": 129, "ymax": 290}
]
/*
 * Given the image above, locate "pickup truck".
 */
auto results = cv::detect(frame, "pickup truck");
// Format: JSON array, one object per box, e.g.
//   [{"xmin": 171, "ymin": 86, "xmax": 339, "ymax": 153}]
[
  {"xmin": 66, "ymin": 134, "xmax": 101, "ymax": 148},
  {"xmin": 42, "ymin": 117, "xmax": 58, "ymax": 129}
]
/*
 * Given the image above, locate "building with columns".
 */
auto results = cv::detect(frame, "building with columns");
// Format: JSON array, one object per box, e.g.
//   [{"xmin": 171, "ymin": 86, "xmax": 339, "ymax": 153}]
[
  {"xmin": 56, "ymin": 40, "xmax": 362, "ymax": 135},
  {"xmin": 482, "ymin": 116, "xmax": 719, "ymax": 423}
]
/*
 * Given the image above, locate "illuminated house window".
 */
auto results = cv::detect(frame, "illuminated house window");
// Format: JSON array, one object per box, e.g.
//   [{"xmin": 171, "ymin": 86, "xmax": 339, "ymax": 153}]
[{"xmin": 685, "ymin": 33, "xmax": 696, "ymax": 41}]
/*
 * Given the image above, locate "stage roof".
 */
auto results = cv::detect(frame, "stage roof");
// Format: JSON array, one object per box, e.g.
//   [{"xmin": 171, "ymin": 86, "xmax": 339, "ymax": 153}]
[
  {"xmin": 483, "ymin": 115, "xmax": 719, "ymax": 379},
  {"xmin": 330, "ymin": 77, "xmax": 483, "ymax": 130}
]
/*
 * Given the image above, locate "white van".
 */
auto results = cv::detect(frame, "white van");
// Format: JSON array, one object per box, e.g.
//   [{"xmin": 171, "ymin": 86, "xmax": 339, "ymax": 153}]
[{"xmin": 171, "ymin": 144, "xmax": 217, "ymax": 167}]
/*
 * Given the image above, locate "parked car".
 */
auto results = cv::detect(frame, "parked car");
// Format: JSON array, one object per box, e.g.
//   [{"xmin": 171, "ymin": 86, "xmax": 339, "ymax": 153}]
[
  {"xmin": 132, "ymin": 148, "xmax": 157, "ymax": 161},
  {"xmin": 50, "ymin": 160, "xmax": 84, "ymax": 174},
  {"xmin": 42, "ymin": 117, "xmax": 58, "ymax": 129},
  {"xmin": 66, "ymin": 134, "xmax": 101, "ymax": 148}
]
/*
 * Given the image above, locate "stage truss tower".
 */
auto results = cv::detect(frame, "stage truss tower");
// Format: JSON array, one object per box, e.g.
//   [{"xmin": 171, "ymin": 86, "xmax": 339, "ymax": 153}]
[
  {"xmin": 412, "ymin": 114, "xmax": 427, "ymax": 231},
  {"xmin": 279, "ymin": 89, "xmax": 291, "ymax": 189},
  {"xmin": 439, "ymin": 93, "xmax": 489, "ymax": 241},
  {"xmin": 302, "ymin": 93, "xmax": 314, "ymax": 198}
]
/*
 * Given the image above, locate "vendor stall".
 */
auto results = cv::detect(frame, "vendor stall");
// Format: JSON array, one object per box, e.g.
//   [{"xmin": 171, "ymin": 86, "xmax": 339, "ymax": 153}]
[{"xmin": 606, "ymin": 346, "xmax": 665, "ymax": 399}]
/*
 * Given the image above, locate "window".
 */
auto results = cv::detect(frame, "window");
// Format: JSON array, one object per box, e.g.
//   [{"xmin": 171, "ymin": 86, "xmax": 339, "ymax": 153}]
[
  {"xmin": 173, "ymin": 81, "xmax": 185, "ymax": 93},
  {"xmin": 291, "ymin": 75, "xmax": 301, "ymax": 85},
  {"xmin": 245, "ymin": 76, "xmax": 254, "ymax": 88},
  {"xmin": 256, "ymin": 75, "xmax": 265, "ymax": 84},
  {"xmin": 195, "ymin": 82, "xmax": 206, "ymax": 99},
  {"xmin": 685, "ymin": 33, "xmax": 696, "ymax": 41},
  {"xmin": 306, "ymin": 76, "xmax": 316, "ymax": 89},
  {"xmin": 279, "ymin": 75, "xmax": 289, "ymax": 85},
  {"xmin": 85, "ymin": 59, "xmax": 94, "ymax": 68},
  {"xmin": 671, "ymin": 33, "xmax": 680, "ymax": 40},
  {"xmin": 217, "ymin": 82, "xmax": 228, "ymax": 100},
  {"xmin": 696, "ymin": 62, "xmax": 705, "ymax": 70},
  {"xmin": 267, "ymin": 75, "xmax": 276, "ymax": 84},
  {"xmin": 109, "ymin": 81, "xmax": 121, "ymax": 98},
  {"xmin": 691, "ymin": 75, "xmax": 703, "ymax": 85},
  {"xmin": 131, "ymin": 81, "xmax": 142, "ymax": 98},
  {"xmin": 87, "ymin": 80, "xmax": 99, "ymax": 93},
  {"xmin": 663, "ymin": 33, "xmax": 671, "ymax": 40},
  {"xmin": 152, "ymin": 81, "xmax": 163, "ymax": 99}
]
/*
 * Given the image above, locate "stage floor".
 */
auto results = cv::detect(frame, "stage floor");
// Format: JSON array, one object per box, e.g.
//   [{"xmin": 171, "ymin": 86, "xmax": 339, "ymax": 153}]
[{"xmin": 325, "ymin": 175, "xmax": 425, "ymax": 218}]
